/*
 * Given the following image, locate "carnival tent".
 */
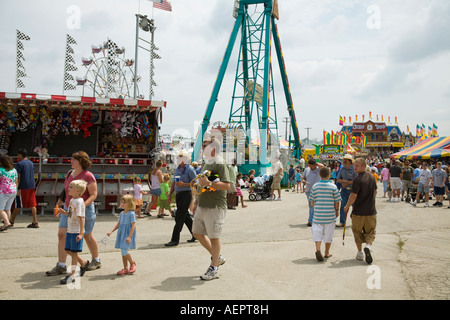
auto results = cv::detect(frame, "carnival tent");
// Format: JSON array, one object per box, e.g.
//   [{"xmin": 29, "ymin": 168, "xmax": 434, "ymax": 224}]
[{"xmin": 390, "ymin": 136, "xmax": 450, "ymax": 160}]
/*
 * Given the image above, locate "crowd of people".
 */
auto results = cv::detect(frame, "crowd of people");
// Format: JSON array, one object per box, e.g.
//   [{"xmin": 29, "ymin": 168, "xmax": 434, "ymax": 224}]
[{"xmin": 1, "ymin": 143, "xmax": 449, "ymax": 282}]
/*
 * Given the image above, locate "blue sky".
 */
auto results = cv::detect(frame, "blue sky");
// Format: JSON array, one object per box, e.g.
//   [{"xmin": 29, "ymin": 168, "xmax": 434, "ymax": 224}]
[{"xmin": 1, "ymin": 0, "xmax": 449, "ymax": 141}]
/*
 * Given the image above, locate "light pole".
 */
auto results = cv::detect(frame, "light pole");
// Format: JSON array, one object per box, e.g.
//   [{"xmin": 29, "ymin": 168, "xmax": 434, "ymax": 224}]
[{"xmin": 134, "ymin": 14, "xmax": 153, "ymax": 99}]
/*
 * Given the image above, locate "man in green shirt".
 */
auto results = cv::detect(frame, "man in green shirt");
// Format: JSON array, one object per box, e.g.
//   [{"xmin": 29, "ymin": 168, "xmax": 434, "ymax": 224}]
[
  {"xmin": 401, "ymin": 160, "xmax": 414, "ymax": 201},
  {"xmin": 193, "ymin": 134, "xmax": 230, "ymax": 280}
]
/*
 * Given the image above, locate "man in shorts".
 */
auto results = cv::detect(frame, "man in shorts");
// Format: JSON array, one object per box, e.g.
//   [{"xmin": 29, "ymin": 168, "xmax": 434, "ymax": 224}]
[
  {"xmin": 10, "ymin": 148, "xmax": 38, "ymax": 228},
  {"xmin": 411, "ymin": 162, "xmax": 432, "ymax": 207},
  {"xmin": 401, "ymin": 160, "xmax": 414, "ymax": 201},
  {"xmin": 193, "ymin": 133, "xmax": 231, "ymax": 280},
  {"xmin": 431, "ymin": 162, "xmax": 446, "ymax": 207},
  {"xmin": 344, "ymin": 158, "xmax": 377, "ymax": 264},
  {"xmin": 388, "ymin": 160, "xmax": 402, "ymax": 202},
  {"xmin": 270, "ymin": 154, "xmax": 283, "ymax": 200}
]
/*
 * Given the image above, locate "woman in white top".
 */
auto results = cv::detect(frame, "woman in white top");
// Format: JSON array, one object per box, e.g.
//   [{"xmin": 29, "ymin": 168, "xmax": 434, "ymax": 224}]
[{"xmin": 145, "ymin": 160, "xmax": 163, "ymax": 215}]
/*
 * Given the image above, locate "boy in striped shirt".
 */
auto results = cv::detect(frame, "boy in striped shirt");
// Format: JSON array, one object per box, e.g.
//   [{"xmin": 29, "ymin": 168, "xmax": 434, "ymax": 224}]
[{"xmin": 310, "ymin": 167, "xmax": 342, "ymax": 261}]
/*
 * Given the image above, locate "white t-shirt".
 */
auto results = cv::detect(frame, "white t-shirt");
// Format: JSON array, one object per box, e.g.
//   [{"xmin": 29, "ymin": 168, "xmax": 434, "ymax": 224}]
[
  {"xmin": 418, "ymin": 169, "xmax": 432, "ymax": 186},
  {"xmin": 67, "ymin": 197, "xmax": 85, "ymax": 234},
  {"xmin": 272, "ymin": 161, "xmax": 283, "ymax": 178}
]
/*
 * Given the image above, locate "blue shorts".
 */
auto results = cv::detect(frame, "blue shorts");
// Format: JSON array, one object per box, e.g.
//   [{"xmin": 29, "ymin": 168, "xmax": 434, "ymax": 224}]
[
  {"xmin": 434, "ymin": 186, "xmax": 445, "ymax": 195},
  {"xmin": 417, "ymin": 183, "xmax": 430, "ymax": 193},
  {"xmin": 65, "ymin": 233, "xmax": 84, "ymax": 253},
  {"xmin": 150, "ymin": 188, "xmax": 161, "ymax": 196},
  {"xmin": 59, "ymin": 203, "xmax": 96, "ymax": 234}
]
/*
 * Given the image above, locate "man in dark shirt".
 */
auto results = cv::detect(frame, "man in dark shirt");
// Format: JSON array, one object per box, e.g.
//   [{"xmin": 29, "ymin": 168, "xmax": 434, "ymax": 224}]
[
  {"xmin": 344, "ymin": 158, "xmax": 377, "ymax": 264},
  {"xmin": 10, "ymin": 148, "xmax": 38, "ymax": 228},
  {"xmin": 388, "ymin": 160, "xmax": 402, "ymax": 202}
]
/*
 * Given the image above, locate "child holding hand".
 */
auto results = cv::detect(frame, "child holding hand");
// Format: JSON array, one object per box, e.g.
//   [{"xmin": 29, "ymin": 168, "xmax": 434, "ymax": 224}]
[
  {"xmin": 56, "ymin": 179, "xmax": 89, "ymax": 284},
  {"xmin": 107, "ymin": 194, "xmax": 137, "ymax": 275}
]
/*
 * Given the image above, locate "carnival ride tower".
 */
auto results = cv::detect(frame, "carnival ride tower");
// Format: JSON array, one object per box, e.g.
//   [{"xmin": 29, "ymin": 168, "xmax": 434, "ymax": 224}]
[{"xmin": 192, "ymin": 0, "xmax": 301, "ymax": 174}]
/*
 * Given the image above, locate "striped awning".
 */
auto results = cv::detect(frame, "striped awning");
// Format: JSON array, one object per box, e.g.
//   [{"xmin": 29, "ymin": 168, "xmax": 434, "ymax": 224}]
[
  {"xmin": 0, "ymin": 92, "xmax": 166, "ymax": 111},
  {"xmin": 390, "ymin": 137, "xmax": 450, "ymax": 160}
]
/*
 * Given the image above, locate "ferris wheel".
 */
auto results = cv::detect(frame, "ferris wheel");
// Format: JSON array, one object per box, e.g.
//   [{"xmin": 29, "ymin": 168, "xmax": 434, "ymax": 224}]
[{"xmin": 77, "ymin": 39, "xmax": 141, "ymax": 99}]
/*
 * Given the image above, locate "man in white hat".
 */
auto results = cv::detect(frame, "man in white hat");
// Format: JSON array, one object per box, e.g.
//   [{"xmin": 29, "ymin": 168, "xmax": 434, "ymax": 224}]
[
  {"xmin": 192, "ymin": 132, "xmax": 231, "ymax": 280},
  {"xmin": 336, "ymin": 154, "xmax": 357, "ymax": 227}
]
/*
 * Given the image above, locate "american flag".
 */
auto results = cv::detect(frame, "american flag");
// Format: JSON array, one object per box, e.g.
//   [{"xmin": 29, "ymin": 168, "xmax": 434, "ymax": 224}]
[{"xmin": 148, "ymin": 0, "xmax": 172, "ymax": 12}]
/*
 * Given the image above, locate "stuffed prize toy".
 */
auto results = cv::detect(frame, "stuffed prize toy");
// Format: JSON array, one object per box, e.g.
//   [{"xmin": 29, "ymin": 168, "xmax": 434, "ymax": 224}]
[
  {"xmin": 15, "ymin": 107, "xmax": 30, "ymax": 132},
  {"xmin": 29, "ymin": 107, "xmax": 39, "ymax": 129},
  {"xmin": 70, "ymin": 110, "xmax": 81, "ymax": 135},
  {"xmin": 61, "ymin": 111, "xmax": 71, "ymax": 135},
  {"xmin": 80, "ymin": 110, "xmax": 94, "ymax": 138},
  {"xmin": 39, "ymin": 106, "xmax": 51, "ymax": 136}
]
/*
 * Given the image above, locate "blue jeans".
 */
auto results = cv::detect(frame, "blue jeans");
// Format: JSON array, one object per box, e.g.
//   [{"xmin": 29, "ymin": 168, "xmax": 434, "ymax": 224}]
[
  {"xmin": 340, "ymin": 188, "xmax": 351, "ymax": 224},
  {"xmin": 306, "ymin": 191, "xmax": 314, "ymax": 223}
]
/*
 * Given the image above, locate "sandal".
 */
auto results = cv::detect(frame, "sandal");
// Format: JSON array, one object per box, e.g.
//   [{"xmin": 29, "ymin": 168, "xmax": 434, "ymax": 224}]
[
  {"xmin": 315, "ymin": 251, "xmax": 324, "ymax": 262},
  {"xmin": 27, "ymin": 223, "xmax": 39, "ymax": 228},
  {"xmin": 129, "ymin": 262, "xmax": 137, "ymax": 274},
  {"xmin": 117, "ymin": 269, "xmax": 129, "ymax": 275},
  {"xmin": 0, "ymin": 224, "xmax": 12, "ymax": 232}
]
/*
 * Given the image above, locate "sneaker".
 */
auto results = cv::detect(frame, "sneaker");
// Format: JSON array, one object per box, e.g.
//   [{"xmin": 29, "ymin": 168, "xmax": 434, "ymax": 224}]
[
  {"xmin": 432, "ymin": 202, "xmax": 439, "ymax": 206},
  {"xmin": 60, "ymin": 275, "xmax": 75, "ymax": 284},
  {"xmin": 46, "ymin": 263, "xmax": 67, "ymax": 276},
  {"xmin": 200, "ymin": 266, "xmax": 219, "ymax": 281},
  {"xmin": 424, "ymin": 203, "xmax": 429, "ymax": 208},
  {"xmin": 437, "ymin": 202, "xmax": 443, "ymax": 207},
  {"xmin": 356, "ymin": 251, "xmax": 364, "ymax": 261},
  {"xmin": 80, "ymin": 261, "xmax": 89, "ymax": 277},
  {"xmin": 86, "ymin": 259, "xmax": 101, "ymax": 271},
  {"xmin": 411, "ymin": 201, "xmax": 417, "ymax": 207},
  {"xmin": 364, "ymin": 247, "xmax": 373, "ymax": 264},
  {"xmin": 275, "ymin": 198, "xmax": 282, "ymax": 201},
  {"xmin": 211, "ymin": 255, "xmax": 226, "ymax": 266}
]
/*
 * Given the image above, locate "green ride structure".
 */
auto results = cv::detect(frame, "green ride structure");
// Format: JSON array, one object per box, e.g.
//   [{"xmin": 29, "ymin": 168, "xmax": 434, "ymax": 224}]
[{"xmin": 192, "ymin": 0, "xmax": 301, "ymax": 174}]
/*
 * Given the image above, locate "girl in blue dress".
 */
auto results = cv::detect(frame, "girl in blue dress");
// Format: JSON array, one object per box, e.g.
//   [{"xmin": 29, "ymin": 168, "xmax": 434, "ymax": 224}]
[{"xmin": 107, "ymin": 194, "xmax": 137, "ymax": 275}]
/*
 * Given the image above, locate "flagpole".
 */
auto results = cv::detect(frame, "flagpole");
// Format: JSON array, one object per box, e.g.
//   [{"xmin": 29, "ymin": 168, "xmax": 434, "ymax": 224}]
[
  {"xmin": 15, "ymin": 31, "xmax": 18, "ymax": 93},
  {"xmin": 63, "ymin": 35, "xmax": 68, "ymax": 94}
]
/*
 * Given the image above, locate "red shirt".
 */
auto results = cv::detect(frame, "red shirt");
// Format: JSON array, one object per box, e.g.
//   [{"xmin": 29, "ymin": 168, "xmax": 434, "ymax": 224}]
[{"xmin": 64, "ymin": 170, "xmax": 96, "ymax": 208}]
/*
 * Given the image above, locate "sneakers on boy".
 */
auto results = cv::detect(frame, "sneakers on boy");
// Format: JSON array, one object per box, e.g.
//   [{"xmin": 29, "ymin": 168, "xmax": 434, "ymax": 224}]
[
  {"xmin": 60, "ymin": 275, "xmax": 75, "ymax": 284},
  {"xmin": 201, "ymin": 266, "xmax": 219, "ymax": 281},
  {"xmin": 46, "ymin": 263, "xmax": 67, "ymax": 276},
  {"xmin": 424, "ymin": 202, "xmax": 429, "ymax": 208},
  {"xmin": 410, "ymin": 200, "xmax": 417, "ymax": 207}
]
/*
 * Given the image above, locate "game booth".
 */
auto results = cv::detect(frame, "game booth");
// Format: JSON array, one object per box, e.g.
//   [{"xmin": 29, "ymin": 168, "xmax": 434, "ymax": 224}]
[{"xmin": 0, "ymin": 92, "xmax": 166, "ymax": 214}]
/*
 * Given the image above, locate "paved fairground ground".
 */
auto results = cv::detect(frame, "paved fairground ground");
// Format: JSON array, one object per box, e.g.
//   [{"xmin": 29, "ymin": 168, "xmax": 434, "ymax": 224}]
[{"xmin": 1, "ymin": 182, "xmax": 449, "ymax": 310}]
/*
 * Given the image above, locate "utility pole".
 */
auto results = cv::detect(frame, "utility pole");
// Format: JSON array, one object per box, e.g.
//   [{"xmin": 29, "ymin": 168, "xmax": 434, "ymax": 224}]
[
  {"xmin": 305, "ymin": 127, "xmax": 312, "ymax": 146},
  {"xmin": 283, "ymin": 117, "xmax": 289, "ymax": 140}
]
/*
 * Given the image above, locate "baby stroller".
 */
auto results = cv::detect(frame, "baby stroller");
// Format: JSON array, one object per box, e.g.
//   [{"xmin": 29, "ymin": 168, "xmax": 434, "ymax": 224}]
[
  {"xmin": 249, "ymin": 174, "xmax": 274, "ymax": 201},
  {"xmin": 406, "ymin": 179, "xmax": 433, "ymax": 203}
]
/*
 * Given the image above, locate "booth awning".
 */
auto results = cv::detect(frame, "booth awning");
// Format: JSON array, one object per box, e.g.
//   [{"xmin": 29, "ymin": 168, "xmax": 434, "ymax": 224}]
[
  {"xmin": 390, "ymin": 137, "xmax": 450, "ymax": 160},
  {"xmin": 0, "ymin": 92, "xmax": 166, "ymax": 111}
]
